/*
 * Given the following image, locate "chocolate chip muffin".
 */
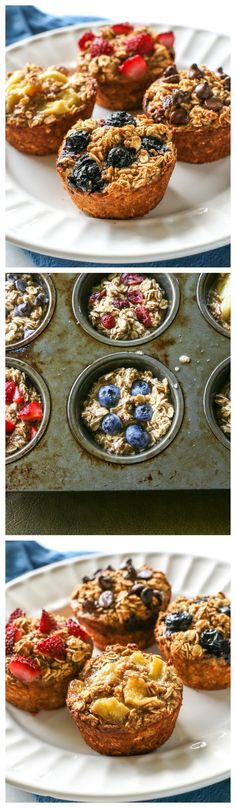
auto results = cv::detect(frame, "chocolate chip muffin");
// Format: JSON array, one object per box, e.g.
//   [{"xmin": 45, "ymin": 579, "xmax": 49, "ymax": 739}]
[
  {"xmin": 6, "ymin": 608, "xmax": 93, "ymax": 712},
  {"xmin": 67, "ymin": 643, "xmax": 183, "ymax": 755},
  {"xmin": 155, "ymin": 593, "xmax": 230, "ymax": 689},
  {"xmin": 143, "ymin": 63, "xmax": 230, "ymax": 162},
  {"xmin": 6, "ymin": 63, "xmax": 96, "ymax": 155},
  {"xmin": 77, "ymin": 23, "xmax": 174, "ymax": 110},
  {"xmin": 56, "ymin": 113, "xmax": 177, "ymax": 219}
]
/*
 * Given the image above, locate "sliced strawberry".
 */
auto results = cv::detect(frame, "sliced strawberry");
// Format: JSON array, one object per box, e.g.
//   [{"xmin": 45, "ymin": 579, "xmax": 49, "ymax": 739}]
[
  {"xmin": 36, "ymin": 634, "xmax": 67, "ymax": 660},
  {"xmin": 126, "ymin": 33, "xmax": 154, "ymax": 56},
  {"xmin": 9, "ymin": 655, "xmax": 42, "ymax": 683},
  {"xmin": 39, "ymin": 609, "xmax": 58, "ymax": 634},
  {"xmin": 6, "ymin": 624, "xmax": 23, "ymax": 654},
  {"xmin": 136, "ymin": 305, "xmax": 152, "ymax": 328},
  {"xmin": 156, "ymin": 31, "xmax": 175, "ymax": 50},
  {"xmin": 111, "ymin": 23, "xmax": 133, "ymax": 35},
  {"xmin": 119, "ymin": 54, "xmax": 147, "ymax": 80},
  {"xmin": 128, "ymin": 290, "xmax": 144, "ymax": 304},
  {"xmin": 100, "ymin": 313, "xmax": 116, "ymax": 330},
  {"xmin": 66, "ymin": 618, "xmax": 90, "ymax": 642},
  {"xmin": 6, "ymin": 419, "xmax": 16, "ymax": 434},
  {"xmin": 31, "ymin": 426, "xmax": 38, "ymax": 439},
  {"xmin": 121, "ymin": 273, "xmax": 145, "ymax": 286},
  {"xmin": 8, "ymin": 608, "xmax": 25, "ymax": 624},
  {"xmin": 88, "ymin": 290, "xmax": 106, "ymax": 306},
  {"xmin": 13, "ymin": 386, "xmax": 24, "ymax": 404},
  {"xmin": 78, "ymin": 31, "xmax": 95, "ymax": 50},
  {"xmin": 90, "ymin": 37, "xmax": 114, "ymax": 57},
  {"xmin": 18, "ymin": 401, "xmax": 43, "ymax": 422},
  {"xmin": 6, "ymin": 380, "xmax": 16, "ymax": 404}
]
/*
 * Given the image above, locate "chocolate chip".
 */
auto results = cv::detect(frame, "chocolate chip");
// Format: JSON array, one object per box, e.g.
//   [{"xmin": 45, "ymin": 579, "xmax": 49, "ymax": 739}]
[
  {"xmin": 123, "ymin": 567, "xmax": 137, "ymax": 581},
  {"xmin": 153, "ymin": 108, "xmax": 165, "ymax": 122},
  {"xmin": 223, "ymin": 76, "xmax": 230, "ymax": 91},
  {"xmin": 98, "ymin": 591, "xmax": 114, "ymax": 608},
  {"xmin": 162, "ymin": 94, "xmax": 174, "ymax": 109},
  {"xmin": 195, "ymin": 81, "xmax": 213, "ymax": 100},
  {"xmin": 82, "ymin": 599, "xmax": 95, "ymax": 612},
  {"xmin": 82, "ymin": 575, "xmax": 91, "ymax": 583},
  {"xmin": 137, "ymin": 569, "xmax": 153, "ymax": 581},
  {"xmin": 106, "ymin": 564, "xmax": 114, "ymax": 571},
  {"xmin": 120, "ymin": 558, "xmax": 133, "ymax": 570},
  {"xmin": 188, "ymin": 63, "xmax": 204, "ymax": 79},
  {"xmin": 172, "ymin": 89, "xmax": 191, "ymax": 104},
  {"xmin": 131, "ymin": 584, "xmax": 144, "ymax": 596},
  {"xmin": 204, "ymin": 96, "xmax": 223, "ymax": 110},
  {"xmin": 98, "ymin": 575, "xmax": 113, "ymax": 591},
  {"xmin": 170, "ymin": 108, "xmax": 189, "ymax": 125},
  {"xmin": 217, "ymin": 66, "xmax": 225, "ymax": 75},
  {"xmin": 141, "ymin": 587, "xmax": 153, "ymax": 606},
  {"xmin": 153, "ymin": 589, "xmax": 163, "ymax": 604},
  {"xmin": 162, "ymin": 74, "xmax": 180, "ymax": 84},
  {"xmin": 23, "ymin": 328, "xmax": 34, "ymax": 339},
  {"xmin": 163, "ymin": 64, "xmax": 179, "ymax": 77},
  {"xmin": 15, "ymin": 279, "xmax": 27, "ymax": 292}
]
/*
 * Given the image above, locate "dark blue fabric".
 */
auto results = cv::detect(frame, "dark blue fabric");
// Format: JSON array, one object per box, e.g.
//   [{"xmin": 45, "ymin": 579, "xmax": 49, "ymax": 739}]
[
  {"xmin": 7, "ymin": 541, "xmax": 230, "ymax": 802},
  {"xmin": 6, "ymin": 7, "xmax": 230, "ymax": 267}
]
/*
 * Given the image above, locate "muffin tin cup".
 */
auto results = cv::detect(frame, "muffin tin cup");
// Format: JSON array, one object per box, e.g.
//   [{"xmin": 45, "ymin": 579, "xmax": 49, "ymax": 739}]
[
  {"xmin": 203, "ymin": 357, "xmax": 230, "ymax": 450},
  {"xmin": 6, "ymin": 357, "xmax": 51, "ymax": 464},
  {"xmin": 72, "ymin": 273, "xmax": 180, "ymax": 348},
  {"xmin": 6, "ymin": 274, "xmax": 57, "ymax": 351},
  {"xmin": 197, "ymin": 273, "xmax": 230, "ymax": 338},
  {"xmin": 67, "ymin": 351, "xmax": 184, "ymax": 465}
]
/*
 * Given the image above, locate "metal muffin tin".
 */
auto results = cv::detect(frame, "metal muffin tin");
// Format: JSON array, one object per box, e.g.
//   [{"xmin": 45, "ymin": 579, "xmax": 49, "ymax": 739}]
[
  {"xmin": 72, "ymin": 273, "xmax": 180, "ymax": 347},
  {"xmin": 6, "ymin": 356, "xmax": 51, "ymax": 464},
  {"xmin": 197, "ymin": 273, "xmax": 230, "ymax": 338},
  {"xmin": 6, "ymin": 273, "xmax": 56, "ymax": 351},
  {"xmin": 67, "ymin": 352, "xmax": 184, "ymax": 465},
  {"xmin": 6, "ymin": 273, "xmax": 230, "ymax": 492},
  {"xmin": 203, "ymin": 357, "xmax": 230, "ymax": 450}
]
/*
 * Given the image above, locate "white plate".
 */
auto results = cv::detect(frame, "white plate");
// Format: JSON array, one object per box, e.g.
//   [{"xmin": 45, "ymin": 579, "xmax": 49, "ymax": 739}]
[
  {"xmin": 6, "ymin": 23, "xmax": 230, "ymax": 264},
  {"xmin": 6, "ymin": 550, "xmax": 230, "ymax": 802}
]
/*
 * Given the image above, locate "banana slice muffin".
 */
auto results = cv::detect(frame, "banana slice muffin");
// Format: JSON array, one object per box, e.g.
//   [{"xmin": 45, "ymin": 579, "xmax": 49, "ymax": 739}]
[
  {"xmin": 6, "ymin": 63, "xmax": 96, "ymax": 154},
  {"xmin": 143, "ymin": 63, "xmax": 230, "ymax": 162},
  {"xmin": 71, "ymin": 557, "xmax": 171, "ymax": 649},
  {"xmin": 155, "ymin": 593, "xmax": 230, "ymax": 689},
  {"xmin": 6, "ymin": 607, "xmax": 93, "ymax": 712},
  {"xmin": 67, "ymin": 643, "xmax": 183, "ymax": 755},
  {"xmin": 77, "ymin": 23, "xmax": 174, "ymax": 109},
  {"xmin": 87, "ymin": 273, "xmax": 168, "ymax": 339},
  {"xmin": 56, "ymin": 114, "xmax": 177, "ymax": 219}
]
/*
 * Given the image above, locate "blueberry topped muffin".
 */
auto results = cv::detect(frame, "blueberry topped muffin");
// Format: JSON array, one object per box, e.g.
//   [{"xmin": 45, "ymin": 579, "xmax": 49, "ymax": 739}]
[
  {"xmin": 155, "ymin": 593, "xmax": 230, "ymax": 689},
  {"xmin": 71, "ymin": 558, "xmax": 171, "ymax": 649},
  {"xmin": 6, "ymin": 607, "xmax": 93, "ymax": 712},
  {"xmin": 6, "ymin": 63, "xmax": 96, "ymax": 154},
  {"xmin": 57, "ymin": 113, "xmax": 176, "ymax": 218},
  {"xmin": 67, "ymin": 643, "xmax": 183, "ymax": 755},
  {"xmin": 87, "ymin": 273, "xmax": 168, "ymax": 340},
  {"xmin": 77, "ymin": 23, "xmax": 175, "ymax": 109},
  {"xmin": 5, "ymin": 273, "xmax": 49, "ymax": 346},
  {"xmin": 143, "ymin": 63, "xmax": 230, "ymax": 162}
]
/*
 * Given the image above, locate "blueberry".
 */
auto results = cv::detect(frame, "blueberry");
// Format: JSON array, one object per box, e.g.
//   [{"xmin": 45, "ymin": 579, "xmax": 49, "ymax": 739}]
[
  {"xmin": 200, "ymin": 628, "xmax": 228, "ymax": 657},
  {"xmin": 165, "ymin": 611, "xmax": 193, "ymax": 632},
  {"xmin": 218, "ymin": 605, "xmax": 231, "ymax": 616},
  {"xmin": 35, "ymin": 292, "xmax": 48, "ymax": 306},
  {"xmin": 125, "ymin": 424, "xmax": 150, "ymax": 450},
  {"xmin": 131, "ymin": 379, "xmax": 152, "ymax": 396},
  {"xmin": 65, "ymin": 130, "xmax": 90, "ymax": 152},
  {"xmin": 141, "ymin": 136, "xmax": 169, "ymax": 154},
  {"xmin": 101, "ymin": 413, "xmax": 122, "ymax": 435},
  {"xmin": 134, "ymin": 404, "xmax": 153, "ymax": 422},
  {"xmin": 141, "ymin": 587, "xmax": 153, "ymax": 606},
  {"xmin": 98, "ymin": 384, "xmax": 120, "ymax": 408},
  {"xmin": 14, "ymin": 302, "xmax": 31, "ymax": 317},
  {"xmin": 15, "ymin": 278, "xmax": 27, "ymax": 292},
  {"xmin": 106, "ymin": 146, "xmax": 136, "ymax": 168},
  {"xmin": 69, "ymin": 156, "xmax": 105, "ymax": 194},
  {"xmin": 106, "ymin": 111, "xmax": 137, "ymax": 127}
]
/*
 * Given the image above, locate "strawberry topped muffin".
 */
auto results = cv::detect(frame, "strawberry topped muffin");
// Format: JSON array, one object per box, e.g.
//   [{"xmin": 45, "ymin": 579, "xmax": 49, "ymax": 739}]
[
  {"xmin": 6, "ymin": 367, "xmax": 43, "ymax": 455},
  {"xmin": 57, "ymin": 114, "xmax": 176, "ymax": 219},
  {"xmin": 71, "ymin": 557, "xmax": 171, "ymax": 649},
  {"xmin": 77, "ymin": 23, "xmax": 175, "ymax": 109},
  {"xmin": 87, "ymin": 273, "xmax": 168, "ymax": 339},
  {"xmin": 6, "ymin": 608, "xmax": 93, "ymax": 712},
  {"xmin": 143, "ymin": 63, "xmax": 230, "ymax": 162}
]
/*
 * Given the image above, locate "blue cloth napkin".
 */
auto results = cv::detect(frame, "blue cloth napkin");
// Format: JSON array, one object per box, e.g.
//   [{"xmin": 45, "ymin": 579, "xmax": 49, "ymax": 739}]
[
  {"xmin": 6, "ymin": 541, "xmax": 230, "ymax": 802},
  {"xmin": 6, "ymin": 7, "xmax": 230, "ymax": 267}
]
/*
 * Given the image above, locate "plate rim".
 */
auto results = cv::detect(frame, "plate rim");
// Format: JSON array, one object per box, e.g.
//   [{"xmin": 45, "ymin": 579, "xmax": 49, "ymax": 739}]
[{"xmin": 6, "ymin": 549, "xmax": 230, "ymax": 801}]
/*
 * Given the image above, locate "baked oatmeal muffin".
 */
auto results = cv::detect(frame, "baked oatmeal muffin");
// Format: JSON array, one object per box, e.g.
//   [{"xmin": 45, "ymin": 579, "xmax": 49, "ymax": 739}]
[
  {"xmin": 215, "ymin": 383, "xmax": 231, "ymax": 436},
  {"xmin": 81, "ymin": 366, "xmax": 174, "ymax": 456},
  {"xmin": 6, "ymin": 63, "xmax": 96, "ymax": 155},
  {"xmin": 6, "ymin": 367, "xmax": 43, "ymax": 455},
  {"xmin": 87, "ymin": 273, "xmax": 168, "ymax": 339},
  {"xmin": 56, "ymin": 114, "xmax": 177, "ymax": 219},
  {"xmin": 5, "ymin": 273, "xmax": 49, "ymax": 346},
  {"xmin": 77, "ymin": 23, "xmax": 175, "ymax": 110},
  {"xmin": 143, "ymin": 63, "xmax": 230, "ymax": 162},
  {"xmin": 155, "ymin": 593, "xmax": 230, "ymax": 689},
  {"xmin": 67, "ymin": 643, "xmax": 183, "ymax": 755},
  {"xmin": 208, "ymin": 274, "xmax": 230, "ymax": 333},
  {"xmin": 6, "ymin": 607, "xmax": 93, "ymax": 712},
  {"xmin": 71, "ymin": 557, "xmax": 171, "ymax": 649}
]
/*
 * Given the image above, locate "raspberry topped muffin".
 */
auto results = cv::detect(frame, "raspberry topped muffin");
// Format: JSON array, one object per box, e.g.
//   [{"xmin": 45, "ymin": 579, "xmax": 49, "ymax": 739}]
[
  {"xmin": 77, "ymin": 23, "xmax": 174, "ymax": 109},
  {"xmin": 215, "ymin": 383, "xmax": 231, "ymax": 436},
  {"xmin": 71, "ymin": 557, "xmax": 171, "ymax": 649},
  {"xmin": 87, "ymin": 273, "xmax": 168, "ymax": 340},
  {"xmin": 5, "ymin": 273, "xmax": 49, "ymax": 346},
  {"xmin": 155, "ymin": 593, "xmax": 230, "ymax": 689},
  {"xmin": 57, "ymin": 113, "xmax": 176, "ymax": 218},
  {"xmin": 6, "ymin": 607, "xmax": 93, "ymax": 712},
  {"xmin": 6, "ymin": 63, "xmax": 96, "ymax": 155},
  {"xmin": 6, "ymin": 367, "xmax": 43, "ymax": 455},
  {"xmin": 67, "ymin": 643, "xmax": 183, "ymax": 755},
  {"xmin": 143, "ymin": 63, "xmax": 230, "ymax": 162}
]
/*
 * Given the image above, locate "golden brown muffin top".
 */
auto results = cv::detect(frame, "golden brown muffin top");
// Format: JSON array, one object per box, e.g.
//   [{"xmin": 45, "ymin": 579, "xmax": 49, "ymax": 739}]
[
  {"xmin": 6, "ymin": 63, "xmax": 95, "ymax": 127},
  {"xmin": 157, "ymin": 593, "xmax": 231, "ymax": 663},
  {"xmin": 144, "ymin": 65, "xmax": 230, "ymax": 129},
  {"xmin": 77, "ymin": 24, "xmax": 173, "ymax": 83}
]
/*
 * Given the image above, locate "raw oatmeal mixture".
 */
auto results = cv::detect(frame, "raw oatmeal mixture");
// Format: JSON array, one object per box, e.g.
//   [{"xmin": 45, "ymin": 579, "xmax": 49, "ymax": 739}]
[
  {"xmin": 6, "ymin": 367, "xmax": 43, "ymax": 454},
  {"xmin": 5, "ymin": 273, "xmax": 49, "ymax": 345},
  {"xmin": 87, "ymin": 273, "xmax": 168, "ymax": 339},
  {"xmin": 81, "ymin": 366, "xmax": 174, "ymax": 455},
  {"xmin": 215, "ymin": 382, "xmax": 231, "ymax": 436},
  {"xmin": 208, "ymin": 274, "xmax": 230, "ymax": 332},
  {"xmin": 144, "ymin": 65, "xmax": 230, "ymax": 129}
]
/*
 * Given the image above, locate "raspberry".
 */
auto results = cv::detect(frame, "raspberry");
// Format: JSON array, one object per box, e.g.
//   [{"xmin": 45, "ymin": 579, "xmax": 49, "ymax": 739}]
[
  {"xmin": 36, "ymin": 634, "xmax": 67, "ymax": 660},
  {"xmin": 112, "ymin": 299, "xmax": 129, "ymax": 310},
  {"xmin": 126, "ymin": 33, "xmax": 154, "ymax": 56},
  {"xmin": 78, "ymin": 31, "xmax": 95, "ymax": 50},
  {"xmin": 156, "ymin": 31, "xmax": 175, "ymax": 50},
  {"xmin": 119, "ymin": 55, "xmax": 147, "ymax": 80},
  {"xmin": 9, "ymin": 656, "xmax": 41, "ymax": 683},
  {"xmin": 127, "ymin": 290, "xmax": 144, "ymax": 304},
  {"xmin": 111, "ymin": 23, "xmax": 133, "ymax": 35},
  {"xmin": 66, "ymin": 619, "xmax": 90, "ymax": 642},
  {"xmin": 90, "ymin": 38, "xmax": 114, "ymax": 57},
  {"xmin": 6, "ymin": 624, "xmax": 23, "ymax": 654},
  {"xmin": 6, "ymin": 419, "xmax": 16, "ymax": 434},
  {"xmin": 6, "ymin": 380, "xmax": 16, "ymax": 404},
  {"xmin": 88, "ymin": 290, "xmax": 106, "ymax": 306},
  {"xmin": 136, "ymin": 305, "xmax": 152, "ymax": 328},
  {"xmin": 121, "ymin": 273, "xmax": 145, "ymax": 286},
  {"xmin": 100, "ymin": 313, "xmax": 116, "ymax": 330},
  {"xmin": 39, "ymin": 610, "xmax": 58, "ymax": 634},
  {"xmin": 7, "ymin": 608, "xmax": 25, "ymax": 623},
  {"xmin": 18, "ymin": 401, "xmax": 43, "ymax": 422}
]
